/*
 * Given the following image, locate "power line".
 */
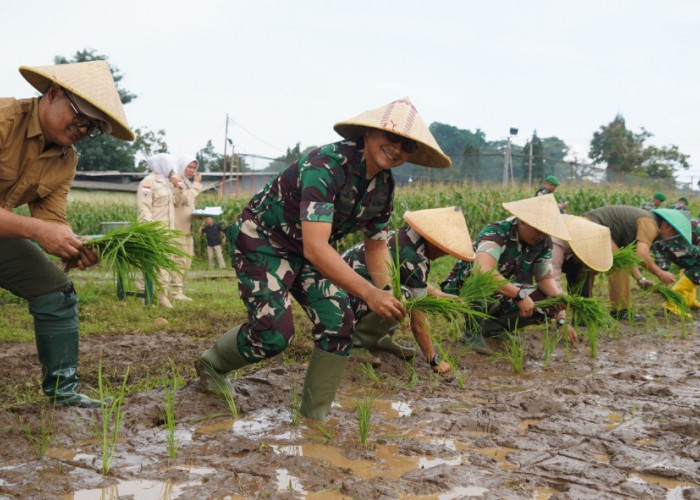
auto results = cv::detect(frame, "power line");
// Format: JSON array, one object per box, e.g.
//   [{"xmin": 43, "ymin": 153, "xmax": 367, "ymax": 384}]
[{"xmin": 226, "ymin": 116, "xmax": 285, "ymax": 154}]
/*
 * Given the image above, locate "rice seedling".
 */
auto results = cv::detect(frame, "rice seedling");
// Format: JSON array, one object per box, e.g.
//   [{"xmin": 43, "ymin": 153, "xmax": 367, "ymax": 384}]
[
  {"xmin": 358, "ymin": 362, "xmax": 382, "ymax": 385},
  {"xmin": 402, "ymin": 358, "xmax": 419, "ymax": 387},
  {"xmin": 15, "ymin": 405, "xmax": 54, "ymax": 458},
  {"xmin": 646, "ymin": 284, "xmax": 687, "ymax": 313},
  {"xmin": 66, "ymin": 221, "xmax": 189, "ymax": 297},
  {"xmin": 490, "ymin": 329, "xmax": 525, "ymax": 375},
  {"xmin": 608, "ymin": 244, "xmax": 643, "ymax": 274},
  {"xmin": 534, "ymin": 295, "xmax": 612, "ymax": 331},
  {"xmin": 355, "ymin": 389, "xmax": 376, "ymax": 446},
  {"xmin": 586, "ymin": 323, "xmax": 601, "ymax": 359},
  {"xmin": 199, "ymin": 360, "xmax": 238, "ymax": 419},
  {"xmin": 315, "ymin": 424, "xmax": 333, "ymax": 444},
  {"xmin": 163, "ymin": 362, "xmax": 181, "ymax": 460},
  {"xmin": 289, "ymin": 383, "xmax": 302, "ymax": 426},
  {"xmin": 436, "ymin": 343, "xmax": 466, "ymax": 389},
  {"xmin": 541, "ymin": 323, "xmax": 561, "ymax": 369},
  {"xmin": 98, "ymin": 358, "xmax": 130, "ymax": 475}
]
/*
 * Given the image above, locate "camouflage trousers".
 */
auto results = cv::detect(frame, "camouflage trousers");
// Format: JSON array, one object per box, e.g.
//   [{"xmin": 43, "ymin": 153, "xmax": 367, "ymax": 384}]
[{"xmin": 230, "ymin": 218, "xmax": 354, "ymax": 362}]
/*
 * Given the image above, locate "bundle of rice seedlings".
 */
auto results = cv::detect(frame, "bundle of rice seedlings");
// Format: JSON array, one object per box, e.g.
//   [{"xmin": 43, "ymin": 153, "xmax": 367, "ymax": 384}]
[
  {"xmin": 66, "ymin": 221, "xmax": 188, "ymax": 293},
  {"xmin": 608, "ymin": 244, "xmax": 643, "ymax": 274},
  {"xmin": 385, "ymin": 248, "xmax": 490, "ymax": 339},
  {"xmin": 534, "ymin": 295, "xmax": 611, "ymax": 329},
  {"xmin": 646, "ymin": 284, "xmax": 687, "ymax": 312},
  {"xmin": 458, "ymin": 267, "xmax": 504, "ymax": 310}
]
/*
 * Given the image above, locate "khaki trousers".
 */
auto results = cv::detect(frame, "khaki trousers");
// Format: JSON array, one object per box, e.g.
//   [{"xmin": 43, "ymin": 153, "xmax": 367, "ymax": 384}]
[{"xmin": 207, "ymin": 244, "xmax": 226, "ymax": 269}]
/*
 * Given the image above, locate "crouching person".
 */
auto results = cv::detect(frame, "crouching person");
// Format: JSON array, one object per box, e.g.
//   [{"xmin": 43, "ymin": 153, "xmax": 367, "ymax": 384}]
[
  {"xmin": 441, "ymin": 195, "xmax": 572, "ymax": 355},
  {"xmin": 1, "ymin": 61, "xmax": 134, "ymax": 406},
  {"xmin": 342, "ymin": 207, "xmax": 475, "ymax": 374},
  {"xmin": 194, "ymin": 97, "xmax": 451, "ymax": 420}
]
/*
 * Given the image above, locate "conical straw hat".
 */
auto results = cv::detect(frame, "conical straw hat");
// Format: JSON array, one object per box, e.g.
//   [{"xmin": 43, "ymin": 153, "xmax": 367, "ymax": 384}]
[
  {"xmin": 334, "ymin": 97, "xmax": 451, "ymax": 169},
  {"xmin": 19, "ymin": 60, "xmax": 134, "ymax": 141},
  {"xmin": 502, "ymin": 194, "xmax": 571, "ymax": 241},
  {"xmin": 403, "ymin": 206, "xmax": 474, "ymax": 261},
  {"xmin": 565, "ymin": 216, "xmax": 613, "ymax": 272}
]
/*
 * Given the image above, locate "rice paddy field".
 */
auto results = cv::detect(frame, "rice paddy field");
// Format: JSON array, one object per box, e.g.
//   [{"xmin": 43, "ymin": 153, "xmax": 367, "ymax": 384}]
[{"xmin": 0, "ymin": 182, "xmax": 698, "ymax": 499}]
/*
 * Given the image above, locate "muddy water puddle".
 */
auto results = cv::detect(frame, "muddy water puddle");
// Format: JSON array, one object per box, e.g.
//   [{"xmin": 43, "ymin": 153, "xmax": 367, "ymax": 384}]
[{"xmin": 2, "ymin": 328, "xmax": 699, "ymax": 499}]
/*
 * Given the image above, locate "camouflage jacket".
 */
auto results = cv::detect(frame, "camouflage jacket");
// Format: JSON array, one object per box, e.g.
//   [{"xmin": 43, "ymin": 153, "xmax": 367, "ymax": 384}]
[
  {"xmin": 238, "ymin": 139, "xmax": 394, "ymax": 255},
  {"xmin": 652, "ymin": 234, "xmax": 700, "ymax": 284},
  {"xmin": 441, "ymin": 216, "xmax": 553, "ymax": 294},
  {"xmin": 342, "ymin": 226, "xmax": 430, "ymax": 299},
  {"xmin": 640, "ymin": 201, "xmax": 657, "ymax": 211}
]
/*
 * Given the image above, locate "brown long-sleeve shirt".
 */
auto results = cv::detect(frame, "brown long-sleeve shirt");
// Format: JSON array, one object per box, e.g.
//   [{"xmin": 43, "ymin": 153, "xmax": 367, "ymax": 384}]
[{"xmin": 0, "ymin": 97, "xmax": 77, "ymax": 225}]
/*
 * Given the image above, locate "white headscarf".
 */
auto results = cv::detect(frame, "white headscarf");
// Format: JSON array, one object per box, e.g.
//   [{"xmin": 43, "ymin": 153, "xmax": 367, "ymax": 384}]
[
  {"xmin": 146, "ymin": 153, "xmax": 177, "ymax": 182},
  {"xmin": 176, "ymin": 155, "xmax": 198, "ymax": 186}
]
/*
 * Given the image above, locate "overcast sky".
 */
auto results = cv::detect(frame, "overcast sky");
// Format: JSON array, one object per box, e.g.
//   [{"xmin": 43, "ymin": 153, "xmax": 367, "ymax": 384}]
[{"xmin": 3, "ymin": 0, "xmax": 700, "ymax": 183}]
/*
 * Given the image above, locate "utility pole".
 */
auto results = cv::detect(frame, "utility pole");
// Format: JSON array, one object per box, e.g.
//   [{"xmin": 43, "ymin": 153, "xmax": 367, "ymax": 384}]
[
  {"xmin": 502, "ymin": 136, "xmax": 511, "ymax": 186},
  {"xmin": 221, "ymin": 114, "xmax": 229, "ymax": 197},
  {"xmin": 528, "ymin": 140, "xmax": 533, "ymax": 189}
]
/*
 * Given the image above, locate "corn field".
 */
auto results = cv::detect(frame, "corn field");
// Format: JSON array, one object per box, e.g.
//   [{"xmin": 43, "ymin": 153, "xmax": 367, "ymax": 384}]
[{"xmin": 15, "ymin": 181, "xmax": 690, "ymax": 257}]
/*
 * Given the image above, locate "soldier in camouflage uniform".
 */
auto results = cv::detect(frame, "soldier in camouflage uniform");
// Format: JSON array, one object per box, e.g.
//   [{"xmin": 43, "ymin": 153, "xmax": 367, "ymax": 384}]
[
  {"xmin": 651, "ymin": 217, "xmax": 700, "ymax": 312},
  {"xmin": 342, "ymin": 207, "xmax": 475, "ymax": 375},
  {"xmin": 195, "ymin": 98, "xmax": 451, "ymax": 420},
  {"xmin": 640, "ymin": 192, "xmax": 665, "ymax": 211},
  {"xmin": 441, "ymin": 195, "xmax": 572, "ymax": 354},
  {"xmin": 583, "ymin": 205, "xmax": 692, "ymax": 320}
]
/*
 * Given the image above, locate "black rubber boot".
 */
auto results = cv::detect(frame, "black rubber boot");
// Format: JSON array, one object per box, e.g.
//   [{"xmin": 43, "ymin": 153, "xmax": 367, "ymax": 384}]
[
  {"xmin": 195, "ymin": 325, "xmax": 251, "ymax": 398},
  {"xmin": 299, "ymin": 347, "xmax": 349, "ymax": 421},
  {"xmin": 30, "ymin": 286, "xmax": 101, "ymax": 408}
]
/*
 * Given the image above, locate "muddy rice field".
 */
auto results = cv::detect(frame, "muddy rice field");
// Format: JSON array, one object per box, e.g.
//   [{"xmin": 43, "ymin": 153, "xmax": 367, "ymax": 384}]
[{"xmin": 0, "ymin": 306, "xmax": 699, "ymax": 499}]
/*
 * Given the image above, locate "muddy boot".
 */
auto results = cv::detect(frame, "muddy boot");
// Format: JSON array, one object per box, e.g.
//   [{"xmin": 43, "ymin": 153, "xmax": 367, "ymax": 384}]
[
  {"xmin": 460, "ymin": 329, "xmax": 492, "ymax": 355},
  {"xmin": 195, "ymin": 325, "xmax": 250, "ymax": 398},
  {"xmin": 299, "ymin": 347, "xmax": 349, "ymax": 421},
  {"xmin": 352, "ymin": 312, "xmax": 416, "ymax": 360},
  {"xmin": 30, "ymin": 286, "xmax": 101, "ymax": 408},
  {"xmin": 350, "ymin": 347, "xmax": 381, "ymax": 365}
]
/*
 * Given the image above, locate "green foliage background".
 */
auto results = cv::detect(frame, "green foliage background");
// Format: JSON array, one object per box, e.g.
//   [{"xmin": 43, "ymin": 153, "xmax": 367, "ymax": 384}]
[{"xmin": 53, "ymin": 181, "xmax": 684, "ymax": 258}]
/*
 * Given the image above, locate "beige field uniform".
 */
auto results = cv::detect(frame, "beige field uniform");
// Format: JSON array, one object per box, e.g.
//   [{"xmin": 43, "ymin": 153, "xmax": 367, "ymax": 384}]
[{"xmin": 171, "ymin": 176, "xmax": 202, "ymax": 295}]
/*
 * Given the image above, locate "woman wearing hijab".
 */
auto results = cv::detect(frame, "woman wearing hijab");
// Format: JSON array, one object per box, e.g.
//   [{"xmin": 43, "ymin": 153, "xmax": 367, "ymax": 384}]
[
  {"xmin": 195, "ymin": 97, "xmax": 451, "ymax": 420},
  {"xmin": 170, "ymin": 155, "xmax": 202, "ymax": 301},
  {"xmin": 137, "ymin": 153, "xmax": 179, "ymax": 308}
]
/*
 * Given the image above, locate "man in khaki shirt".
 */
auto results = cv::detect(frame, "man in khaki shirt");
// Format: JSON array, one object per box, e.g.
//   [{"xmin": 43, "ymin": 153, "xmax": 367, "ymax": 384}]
[
  {"xmin": 0, "ymin": 61, "xmax": 134, "ymax": 407},
  {"xmin": 584, "ymin": 205, "xmax": 684, "ymax": 321}
]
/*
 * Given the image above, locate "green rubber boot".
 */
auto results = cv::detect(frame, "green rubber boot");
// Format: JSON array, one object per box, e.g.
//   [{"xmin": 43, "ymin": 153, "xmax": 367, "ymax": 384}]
[
  {"xmin": 460, "ymin": 329, "xmax": 492, "ymax": 355},
  {"xmin": 299, "ymin": 347, "xmax": 349, "ymax": 421},
  {"xmin": 352, "ymin": 312, "xmax": 417, "ymax": 360},
  {"xmin": 30, "ymin": 287, "xmax": 101, "ymax": 408},
  {"xmin": 195, "ymin": 325, "xmax": 251, "ymax": 398}
]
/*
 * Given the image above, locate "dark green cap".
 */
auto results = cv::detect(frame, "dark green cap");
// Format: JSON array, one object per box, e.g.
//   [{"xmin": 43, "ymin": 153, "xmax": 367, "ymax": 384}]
[
  {"xmin": 653, "ymin": 192, "xmax": 666, "ymax": 202},
  {"xmin": 545, "ymin": 175, "xmax": 560, "ymax": 187}
]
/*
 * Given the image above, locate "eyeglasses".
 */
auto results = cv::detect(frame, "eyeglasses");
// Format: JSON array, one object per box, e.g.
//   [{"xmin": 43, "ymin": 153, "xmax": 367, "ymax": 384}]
[
  {"xmin": 63, "ymin": 90, "xmax": 104, "ymax": 138},
  {"xmin": 384, "ymin": 131, "xmax": 419, "ymax": 154}
]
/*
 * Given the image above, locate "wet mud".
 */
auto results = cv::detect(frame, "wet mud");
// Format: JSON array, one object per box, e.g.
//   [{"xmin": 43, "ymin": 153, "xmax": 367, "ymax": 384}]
[{"xmin": 1, "ymin": 321, "xmax": 699, "ymax": 499}]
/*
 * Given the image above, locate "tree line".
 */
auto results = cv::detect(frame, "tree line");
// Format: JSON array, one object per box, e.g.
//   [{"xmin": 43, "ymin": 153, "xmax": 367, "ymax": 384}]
[{"xmin": 58, "ymin": 50, "xmax": 690, "ymax": 185}]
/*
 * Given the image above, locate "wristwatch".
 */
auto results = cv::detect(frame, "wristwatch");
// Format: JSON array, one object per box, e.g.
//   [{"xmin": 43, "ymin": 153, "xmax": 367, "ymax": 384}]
[
  {"xmin": 556, "ymin": 318, "xmax": 567, "ymax": 328},
  {"xmin": 428, "ymin": 353, "xmax": 440, "ymax": 368},
  {"xmin": 514, "ymin": 287, "xmax": 528, "ymax": 302}
]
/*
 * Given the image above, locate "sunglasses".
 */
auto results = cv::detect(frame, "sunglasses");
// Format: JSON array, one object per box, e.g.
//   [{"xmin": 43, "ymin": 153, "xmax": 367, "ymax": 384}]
[
  {"xmin": 63, "ymin": 90, "xmax": 104, "ymax": 138},
  {"xmin": 384, "ymin": 131, "xmax": 419, "ymax": 154}
]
